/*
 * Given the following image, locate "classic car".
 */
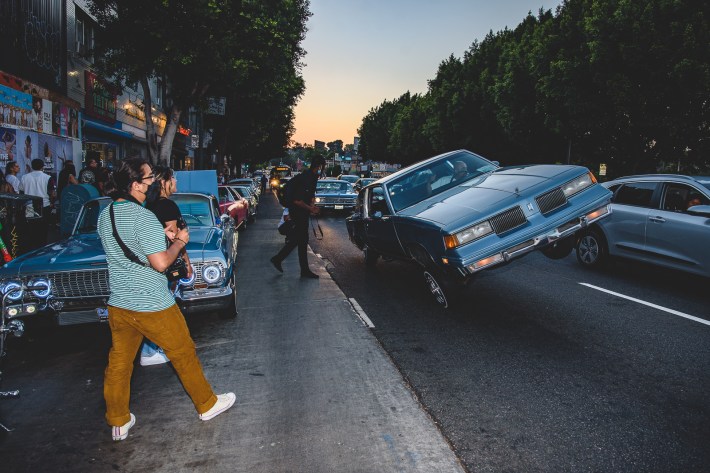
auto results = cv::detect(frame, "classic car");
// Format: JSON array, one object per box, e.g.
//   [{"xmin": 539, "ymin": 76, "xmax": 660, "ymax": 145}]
[
  {"xmin": 337, "ymin": 174, "xmax": 360, "ymax": 185},
  {"xmin": 227, "ymin": 185, "xmax": 258, "ymax": 221},
  {"xmin": 227, "ymin": 178, "xmax": 261, "ymax": 199},
  {"xmin": 574, "ymin": 174, "xmax": 710, "ymax": 276},
  {"xmin": 0, "ymin": 193, "xmax": 238, "ymax": 326},
  {"xmin": 346, "ymin": 149, "xmax": 613, "ymax": 308},
  {"xmin": 353, "ymin": 177, "xmax": 378, "ymax": 193},
  {"xmin": 217, "ymin": 185, "xmax": 248, "ymax": 230},
  {"xmin": 314, "ymin": 179, "xmax": 358, "ymax": 211}
]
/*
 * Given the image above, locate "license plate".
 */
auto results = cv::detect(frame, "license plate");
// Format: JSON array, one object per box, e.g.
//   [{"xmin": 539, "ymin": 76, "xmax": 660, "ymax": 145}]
[
  {"xmin": 334, "ymin": 205, "xmax": 344, "ymax": 210},
  {"xmin": 96, "ymin": 307, "xmax": 109, "ymax": 320}
]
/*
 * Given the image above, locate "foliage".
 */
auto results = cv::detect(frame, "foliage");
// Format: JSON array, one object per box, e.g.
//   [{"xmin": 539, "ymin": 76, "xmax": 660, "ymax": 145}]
[{"xmin": 357, "ymin": 0, "xmax": 710, "ymax": 177}]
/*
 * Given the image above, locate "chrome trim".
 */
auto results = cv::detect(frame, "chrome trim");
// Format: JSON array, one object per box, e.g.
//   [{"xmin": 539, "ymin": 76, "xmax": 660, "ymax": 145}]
[{"xmin": 176, "ymin": 286, "xmax": 232, "ymax": 302}]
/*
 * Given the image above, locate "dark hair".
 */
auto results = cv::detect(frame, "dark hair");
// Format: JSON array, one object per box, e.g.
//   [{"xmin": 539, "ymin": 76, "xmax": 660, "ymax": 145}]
[
  {"xmin": 63, "ymin": 161, "xmax": 76, "ymax": 174},
  {"xmin": 5, "ymin": 161, "xmax": 17, "ymax": 173},
  {"xmin": 152, "ymin": 165, "xmax": 173, "ymax": 184},
  {"xmin": 108, "ymin": 157, "xmax": 149, "ymax": 198},
  {"xmin": 31, "ymin": 158, "xmax": 44, "ymax": 170}
]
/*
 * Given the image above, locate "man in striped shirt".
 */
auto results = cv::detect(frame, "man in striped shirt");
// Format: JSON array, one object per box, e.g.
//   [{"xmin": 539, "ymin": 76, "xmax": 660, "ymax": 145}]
[{"xmin": 97, "ymin": 157, "xmax": 235, "ymax": 441}]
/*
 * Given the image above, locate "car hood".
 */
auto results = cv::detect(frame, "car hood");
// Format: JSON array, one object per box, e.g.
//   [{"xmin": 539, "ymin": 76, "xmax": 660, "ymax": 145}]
[
  {"xmin": 0, "ymin": 227, "xmax": 219, "ymax": 276},
  {"xmin": 398, "ymin": 165, "xmax": 579, "ymax": 227}
]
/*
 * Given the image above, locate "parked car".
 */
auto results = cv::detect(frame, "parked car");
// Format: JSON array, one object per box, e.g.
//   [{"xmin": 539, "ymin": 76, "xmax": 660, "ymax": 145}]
[
  {"xmin": 228, "ymin": 178, "xmax": 261, "ymax": 199},
  {"xmin": 353, "ymin": 177, "xmax": 378, "ymax": 193},
  {"xmin": 226, "ymin": 185, "xmax": 257, "ymax": 222},
  {"xmin": 346, "ymin": 149, "xmax": 612, "ymax": 308},
  {"xmin": 314, "ymin": 179, "xmax": 358, "ymax": 212},
  {"xmin": 574, "ymin": 174, "xmax": 710, "ymax": 276},
  {"xmin": 217, "ymin": 185, "xmax": 248, "ymax": 230},
  {"xmin": 0, "ymin": 193, "xmax": 238, "ymax": 326},
  {"xmin": 337, "ymin": 174, "xmax": 360, "ymax": 185}
]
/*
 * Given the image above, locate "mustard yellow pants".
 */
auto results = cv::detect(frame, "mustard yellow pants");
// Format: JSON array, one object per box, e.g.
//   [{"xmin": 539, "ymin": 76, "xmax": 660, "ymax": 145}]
[{"xmin": 104, "ymin": 304, "xmax": 217, "ymax": 426}]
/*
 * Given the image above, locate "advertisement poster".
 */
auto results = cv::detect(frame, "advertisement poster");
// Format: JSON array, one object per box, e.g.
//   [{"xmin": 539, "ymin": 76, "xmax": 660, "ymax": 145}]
[
  {"xmin": 0, "ymin": 126, "xmax": 17, "ymax": 169},
  {"xmin": 59, "ymin": 105, "xmax": 68, "ymax": 137},
  {"xmin": 14, "ymin": 129, "xmax": 35, "ymax": 174},
  {"xmin": 42, "ymin": 99, "xmax": 52, "ymax": 134},
  {"xmin": 0, "ymin": 84, "xmax": 32, "ymax": 128},
  {"xmin": 68, "ymin": 109, "xmax": 79, "ymax": 139}
]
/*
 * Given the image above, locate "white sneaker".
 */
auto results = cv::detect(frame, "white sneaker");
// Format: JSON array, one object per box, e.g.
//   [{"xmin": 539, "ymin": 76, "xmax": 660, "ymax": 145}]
[
  {"xmin": 199, "ymin": 393, "xmax": 236, "ymax": 421},
  {"xmin": 112, "ymin": 413, "xmax": 136, "ymax": 441},
  {"xmin": 140, "ymin": 350, "xmax": 169, "ymax": 366}
]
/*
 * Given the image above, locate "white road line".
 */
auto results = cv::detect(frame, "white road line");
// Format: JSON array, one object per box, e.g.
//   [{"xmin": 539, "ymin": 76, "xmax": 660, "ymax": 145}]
[
  {"xmin": 348, "ymin": 297, "xmax": 375, "ymax": 328},
  {"xmin": 579, "ymin": 283, "xmax": 710, "ymax": 327}
]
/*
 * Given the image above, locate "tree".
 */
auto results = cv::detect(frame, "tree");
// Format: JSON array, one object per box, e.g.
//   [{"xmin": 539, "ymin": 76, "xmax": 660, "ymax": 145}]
[{"xmin": 89, "ymin": 0, "xmax": 311, "ymax": 165}]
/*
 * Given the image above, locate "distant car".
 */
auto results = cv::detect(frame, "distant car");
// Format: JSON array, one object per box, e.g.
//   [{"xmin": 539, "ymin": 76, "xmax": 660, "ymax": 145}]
[
  {"xmin": 217, "ymin": 186, "xmax": 248, "ymax": 230},
  {"xmin": 337, "ymin": 174, "xmax": 360, "ymax": 185},
  {"xmin": 314, "ymin": 179, "xmax": 358, "ymax": 212},
  {"xmin": 228, "ymin": 185, "xmax": 257, "ymax": 221},
  {"xmin": 228, "ymin": 178, "xmax": 261, "ymax": 198},
  {"xmin": 353, "ymin": 177, "xmax": 378, "ymax": 192},
  {"xmin": 575, "ymin": 174, "xmax": 710, "ymax": 276},
  {"xmin": 346, "ymin": 149, "xmax": 612, "ymax": 308},
  {"xmin": 0, "ymin": 194, "xmax": 238, "ymax": 325}
]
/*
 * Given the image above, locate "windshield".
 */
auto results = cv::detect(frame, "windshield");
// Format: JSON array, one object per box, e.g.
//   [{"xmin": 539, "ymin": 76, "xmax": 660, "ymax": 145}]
[
  {"xmin": 170, "ymin": 195, "xmax": 214, "ymax": 227},
  {"xmin": 387, "ymin": 150, "xmax": 498, "ymax": 212},
  {"xmin": 317, "ymin": 181, "xmax": 354, "ymax": 193},
  {"xmin": 74, "ymin": 199, "xmax": 110, "ymax": 234}
]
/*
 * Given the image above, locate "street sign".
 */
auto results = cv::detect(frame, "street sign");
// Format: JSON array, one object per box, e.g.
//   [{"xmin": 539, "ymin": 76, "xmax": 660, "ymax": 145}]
[
  {"xmin": 599, "ymin": 163, "xmax": 607, "ymax": 176},
  {"xmin": 191, "ymin": 134, "xmax": 198, "ymax": 148}
]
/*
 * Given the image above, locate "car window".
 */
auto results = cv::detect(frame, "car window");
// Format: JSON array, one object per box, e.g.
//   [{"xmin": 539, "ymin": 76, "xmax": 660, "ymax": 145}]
[
  {"xmin": 75, "ymin": 199, "xmax": 110, "ymax": 234},
  {"xmin": 171, "ymin": 195, "xmax": 213, "ymax": 227},
  {"xmin": 613, "ymin": 182, "xmax": 657, "ymax": 207},
  {"xmin": 317, "ymin": 181, "xmax": 353, "ymax": 193},
  {"xmin": 218, "ymin": 187, "xmax": 234, "ymax": 203},
  {"xmin": 368, "ymin": 185, "xmax": 390, "ymax": 216},
  {"xmin": 662, "ymin": 183, "xmax": 709, "ymax": 212}
]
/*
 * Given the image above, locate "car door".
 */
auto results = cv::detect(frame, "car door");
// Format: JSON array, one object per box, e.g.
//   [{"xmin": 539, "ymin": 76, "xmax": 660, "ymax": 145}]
[
  {"xmin": 363, "ymin": 185, "xmax": 406, "ymax": 257},
  {"xmin": 644, "ymin": 182, "xmax": 710, "ymax": 274},
  {"xmin": 604, "ymin": 181, "xmax": 659, "ymax": 257}
]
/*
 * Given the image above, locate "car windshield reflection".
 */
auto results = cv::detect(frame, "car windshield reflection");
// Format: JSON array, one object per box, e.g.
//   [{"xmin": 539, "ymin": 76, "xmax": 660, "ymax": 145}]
[
  {"xmin": 170, "ymin": 195, "xmax": 214, "ymax": 227},
  {"xmin": 317, "ymin": 181, "xmax": 354, "ymax": 193},
  {"xmin": 74, "ymin": 199, "xmax": 110, "ymax": 234}
]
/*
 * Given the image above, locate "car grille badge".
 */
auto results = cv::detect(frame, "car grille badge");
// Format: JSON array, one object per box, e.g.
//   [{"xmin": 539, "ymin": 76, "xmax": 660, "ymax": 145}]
[{"xmin": 527, "ymin": 202, "xmax": 534, "ymax": 212}]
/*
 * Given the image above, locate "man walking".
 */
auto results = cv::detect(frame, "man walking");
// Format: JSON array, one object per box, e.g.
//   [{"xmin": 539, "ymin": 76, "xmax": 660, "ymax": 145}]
[
  {"xmin": 20, "ymin": 158, "xmax": 54, "ymax": 242},
  {"xmin": 270, "ymin": 156, "xmax": 325, "ymax": 278}
]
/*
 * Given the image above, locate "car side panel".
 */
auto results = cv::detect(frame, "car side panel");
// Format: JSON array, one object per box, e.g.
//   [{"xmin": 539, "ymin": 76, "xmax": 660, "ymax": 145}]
[
  {"xmin": 644, "ymin": 209, "xmax": 710, "ymax": 276},
  {"xmin": 604, "ymin": 204, "xmax": 651, "ymax": 257}
]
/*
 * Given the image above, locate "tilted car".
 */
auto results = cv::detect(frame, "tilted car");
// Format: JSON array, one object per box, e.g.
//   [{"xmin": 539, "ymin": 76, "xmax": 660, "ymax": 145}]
[
  {"xmin": 346, "ymin": 149, "xmax": 612, "ymax": 308},
  {"xmin": 314, "ymin": 179, "xmax": 358, "ymax": 212},
  {"xmin": 0, "ymin": 193, "xmax": 238, "ymax": 326},
  {"xmin": 575, "ymin": 174, "xmax": 710, "ymax": 276}
]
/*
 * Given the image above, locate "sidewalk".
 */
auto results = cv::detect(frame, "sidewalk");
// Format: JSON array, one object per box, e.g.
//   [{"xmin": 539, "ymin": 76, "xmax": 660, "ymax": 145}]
[{"xmin": 0, "ymin": 192, "xmax": 464, "ymax": 473}]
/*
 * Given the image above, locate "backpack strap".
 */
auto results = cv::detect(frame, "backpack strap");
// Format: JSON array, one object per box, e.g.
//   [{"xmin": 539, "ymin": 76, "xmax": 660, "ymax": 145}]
[{"xmin": 109, "ymin": 203, "xmax": 151, "ymax": 268}]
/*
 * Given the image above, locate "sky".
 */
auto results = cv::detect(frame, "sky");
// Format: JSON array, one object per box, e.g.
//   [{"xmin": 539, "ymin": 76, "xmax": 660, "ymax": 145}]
[{"xmin": 292, "ymin": 0, "xmax": 563, "ymax": 147}]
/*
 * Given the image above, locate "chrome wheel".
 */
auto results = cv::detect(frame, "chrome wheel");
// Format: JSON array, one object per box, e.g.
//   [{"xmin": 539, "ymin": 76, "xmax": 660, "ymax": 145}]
[
  {"xmin": 423, "ymin": 270, "xmax": 449, "ymax": 308},
  {"xmin": 576, "ymin": 229, "xmax": 607, "ymax": 268}
]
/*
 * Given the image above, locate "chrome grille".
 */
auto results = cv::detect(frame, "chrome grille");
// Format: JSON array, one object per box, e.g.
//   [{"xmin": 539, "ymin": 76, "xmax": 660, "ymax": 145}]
[
  {"xmin": 50, "ymin": 269, "xmax": 110, "ymax": 298},
  {"xmin": 318, "ymin": 197, "xmax": 357, "ymax": 205},
  {"xmin": 536, "ymin": 188, "xmax": 567, "ymax": 215},
  {"xmin": 489, "ymin": 206, "xmax": 527, "ymax": 235}
]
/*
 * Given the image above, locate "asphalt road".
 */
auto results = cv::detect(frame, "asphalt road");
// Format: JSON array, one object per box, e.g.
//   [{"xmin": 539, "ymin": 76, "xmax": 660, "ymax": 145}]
[{"xmin": 309, "ymin": 210, "xmax": 710, "ymax": 473}]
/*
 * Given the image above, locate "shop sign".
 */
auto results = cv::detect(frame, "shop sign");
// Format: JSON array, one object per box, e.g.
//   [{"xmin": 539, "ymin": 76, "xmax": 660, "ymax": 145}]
[{"xmin": 84, "ymin": 71, "xmax": 117, "ymax": 123}]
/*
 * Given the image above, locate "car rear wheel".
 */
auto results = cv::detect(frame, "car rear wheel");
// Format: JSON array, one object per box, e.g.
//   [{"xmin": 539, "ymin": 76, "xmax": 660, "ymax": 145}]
[
  {"xmin": 364, "ymin": 246, "xmax": 379, "ymax": 267},
  {"xmin": 423, "ymin": 268, "xmax": 461, "ymax": 309},
  {"xmin": 576, "ymin": 229, "xmax": 607, "ymax": 268},
  {"xmin": 541, "ymin": 236, "xmax": 575, "ymax": 260}
]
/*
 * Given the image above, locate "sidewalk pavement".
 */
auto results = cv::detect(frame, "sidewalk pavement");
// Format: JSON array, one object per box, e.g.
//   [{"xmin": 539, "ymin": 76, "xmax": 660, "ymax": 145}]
[{"xmin": 0, "ymin": 192, "xmax": 465, "ymax": 473}]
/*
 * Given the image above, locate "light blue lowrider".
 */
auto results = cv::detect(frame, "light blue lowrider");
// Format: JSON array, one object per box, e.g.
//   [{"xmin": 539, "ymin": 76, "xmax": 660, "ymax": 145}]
[{"xmin": 0, "ymin": 193, "xmax": 238, "ymax": 326}]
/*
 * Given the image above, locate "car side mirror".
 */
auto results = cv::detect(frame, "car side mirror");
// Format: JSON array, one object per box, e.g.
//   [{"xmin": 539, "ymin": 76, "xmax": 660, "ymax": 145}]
[
  {"xmin": 220, "ymin": 214, "xmax": 230, "ymax": 225},
  {"xmin": 687, "ymin": 204, "xmax": 710, "ymax": 217}
]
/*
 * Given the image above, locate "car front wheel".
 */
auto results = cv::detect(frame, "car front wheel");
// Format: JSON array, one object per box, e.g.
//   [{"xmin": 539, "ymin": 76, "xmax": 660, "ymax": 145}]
[
  {"xmin": 423, "ymin": 268, "xmax": 461, "ymax": 309},
  {"xmin": 576, "ymin": 229, "xmax": 607, "ymax": 268},
  {"xmin": 364, "ymin": 246, "xmax": 379, "ymax": 267}
]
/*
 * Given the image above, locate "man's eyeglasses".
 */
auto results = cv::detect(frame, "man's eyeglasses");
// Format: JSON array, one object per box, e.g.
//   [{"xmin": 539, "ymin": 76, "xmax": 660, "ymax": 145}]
[{"xmin": 141, "ymin": 174, "xmax": 155, "ymax": 181}]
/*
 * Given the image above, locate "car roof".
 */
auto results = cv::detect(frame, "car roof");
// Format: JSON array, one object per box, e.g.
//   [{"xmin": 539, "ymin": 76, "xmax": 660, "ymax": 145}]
[{"xmin": 608, "ymin": 174, "xmax": 710, "ymax": 185}]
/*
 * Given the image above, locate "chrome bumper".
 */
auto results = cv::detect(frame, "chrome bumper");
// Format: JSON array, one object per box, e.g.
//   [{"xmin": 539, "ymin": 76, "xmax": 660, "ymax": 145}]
[
  {"xmin": 460, "ymin": 204, "xmax": 612, "ymax": 274},
  {"xmin": 176, "ymin": 286, "xmax": 233, "ymax": 314}
]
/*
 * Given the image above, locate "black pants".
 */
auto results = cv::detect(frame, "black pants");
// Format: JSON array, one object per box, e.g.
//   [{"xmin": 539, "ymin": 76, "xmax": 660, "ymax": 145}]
[{"xmin": 272, "ymin": 214, "xmax": 309, "ymax": 272}]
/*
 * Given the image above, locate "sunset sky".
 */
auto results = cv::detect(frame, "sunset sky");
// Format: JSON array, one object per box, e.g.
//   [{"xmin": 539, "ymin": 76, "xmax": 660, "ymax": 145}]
[{"xmin": 292, "ymin": 0, "xmax": 563, "ymax": 147}]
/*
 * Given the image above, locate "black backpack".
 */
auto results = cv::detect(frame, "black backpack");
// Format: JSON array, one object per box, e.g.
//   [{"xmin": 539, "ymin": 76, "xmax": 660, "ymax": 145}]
[{"xmin": 277, "ymin": 177, "xmax": 294, "ymax": 207}]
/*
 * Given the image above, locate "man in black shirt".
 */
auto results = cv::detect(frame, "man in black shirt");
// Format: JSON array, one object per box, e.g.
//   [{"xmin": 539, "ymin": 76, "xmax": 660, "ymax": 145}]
[{"xmin": 270, "ymin": 156, "xmax": 325, "ymax": 278}]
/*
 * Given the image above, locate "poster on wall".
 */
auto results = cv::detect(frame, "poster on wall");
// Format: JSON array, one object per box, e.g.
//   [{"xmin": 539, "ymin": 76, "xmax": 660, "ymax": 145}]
[
  {"xmin": 0, "ymin": 126, "xmax": 17, "ymax": 170},
  {"xmin": 41, "ymin": 99, "xmax": 52, "ymax": 134},
  {"xmin": 14, "ymin": 129, "xmax": 36, "ymax": 175}
]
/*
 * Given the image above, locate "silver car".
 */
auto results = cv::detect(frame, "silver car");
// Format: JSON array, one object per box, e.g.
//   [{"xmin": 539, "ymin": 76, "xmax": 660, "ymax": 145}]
[{"xmin": 575, "ymin": 174, "xmax": 710, "ymax": 276}]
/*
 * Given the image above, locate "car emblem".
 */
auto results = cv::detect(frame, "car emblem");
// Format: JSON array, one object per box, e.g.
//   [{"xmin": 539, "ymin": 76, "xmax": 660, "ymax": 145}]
[{"xmin": 527, "ymin": 202, "xmax": 534, "ymax": 212}]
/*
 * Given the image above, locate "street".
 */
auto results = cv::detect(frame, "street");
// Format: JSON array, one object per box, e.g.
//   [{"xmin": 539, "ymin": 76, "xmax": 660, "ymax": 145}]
[{"xmin": 310, "ymin": 211, "xmax": 710, "ymax": 473}]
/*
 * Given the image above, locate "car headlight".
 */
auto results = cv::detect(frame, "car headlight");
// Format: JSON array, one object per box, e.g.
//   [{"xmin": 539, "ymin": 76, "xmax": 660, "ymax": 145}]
[
  {"xmin": 444, "ymin": 221, "xmax": 494, "ymax": 249},
  {"xmin": 28, "ymin": 278, "xmax": 51, "ymax": 298},
  {"xmin": 315, "ymin": 197, "xmax": 321, "ymax": 203},
  {"xmin": 201, "ymin": 264, "xmax": 223, "ymax": 285},
  {"xmin": 2, "ymin": 280, "xmax": 23, "ymax": 301},
  {"xmin": 562, "ymin": 172, "xmax": 597, "ymax": 197}
]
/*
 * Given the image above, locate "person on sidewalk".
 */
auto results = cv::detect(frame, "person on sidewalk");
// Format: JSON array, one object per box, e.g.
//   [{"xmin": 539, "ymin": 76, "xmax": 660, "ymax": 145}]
[
  {"xmin": 97, "ymin": 157, "xmax": 235, "ymax": 441},
  {"xmin": 270, "ymin": 156, "xmax": 325, "ymax": 279},
  {"xmin": 5, "ymin": 161, "xmax": 21, "ymax": 193},
  {"xmin": 140, "ymin": 165, "xmax": 194, "ymax": 367},
  {"xmin": 20, "ymin": 158, "xmax": 54, "ymax": 243}
]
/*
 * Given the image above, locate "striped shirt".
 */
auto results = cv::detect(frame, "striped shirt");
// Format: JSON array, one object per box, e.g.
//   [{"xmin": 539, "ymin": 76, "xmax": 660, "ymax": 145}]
[{"xmin": 97, "ymin": 200, "xmax": 175, "ymax": 312}]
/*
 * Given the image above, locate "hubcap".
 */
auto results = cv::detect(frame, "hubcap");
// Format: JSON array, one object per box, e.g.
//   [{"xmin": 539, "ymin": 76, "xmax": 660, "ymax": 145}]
[
  {"xmin": 423, "ymin": 271, "xmax": 448, "ymax": 308},
  {"xmin": 579, "ymin": 235, "xmax": 599, "ymax": 264}
]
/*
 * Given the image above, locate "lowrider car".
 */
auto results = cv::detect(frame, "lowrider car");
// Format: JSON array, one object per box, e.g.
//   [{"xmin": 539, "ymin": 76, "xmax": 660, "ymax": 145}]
[
  {"xmin": 218, "ymin": 185, "xmax": 248, "ymax": 230},
  {"xmin": 314, "ymin": 179, "xmax": 358, "ymax": 211},
  {"xmin": 0, "ymin": 193, "xmax": 238, "ymax": 326},
  {"xmin": 346, "ymin": 149, "xmax": 612, "ymax": 308}
]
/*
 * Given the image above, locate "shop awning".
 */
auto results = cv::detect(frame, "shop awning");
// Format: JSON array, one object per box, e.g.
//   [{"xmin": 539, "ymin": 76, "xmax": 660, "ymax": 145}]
[{"xmin": 83, "ymin": 118, "xmax": 133, "ymax": 139}]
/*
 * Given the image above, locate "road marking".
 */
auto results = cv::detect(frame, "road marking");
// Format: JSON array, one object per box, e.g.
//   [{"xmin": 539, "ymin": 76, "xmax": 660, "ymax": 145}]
[
  {"xmin": 348, "ymin": 297, "xmax": 375, "ymax": 328},
  {"xmin": 579, "ymin": 283, "xmax": 710, "ymax": 327}
]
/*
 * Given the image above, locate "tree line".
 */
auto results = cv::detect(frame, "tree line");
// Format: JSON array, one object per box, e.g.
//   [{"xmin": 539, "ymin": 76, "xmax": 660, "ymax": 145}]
[{"xmin": 358, "ymin": 0, "xmax": 710, "ymax": 178}]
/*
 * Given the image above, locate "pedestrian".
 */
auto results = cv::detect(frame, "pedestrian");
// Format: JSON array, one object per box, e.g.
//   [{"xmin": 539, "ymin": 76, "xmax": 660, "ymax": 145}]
[
  {"xmin": 5, "ymin": 161, "xmax": 21, "ymax": 193},
  {"xmin": 269, "ymin": 155, "xmax": 325, "ymax": 278},
  {"xmin": 57, "ymin": 161, "xmax": 78, "ymax": 197},
  {"xmin": 260, "ymin": 173, "xmax": 267, "ymax": 194},
  {"xmin": 79, "ymin": 155, "xmax": 104, "ymax": 195},
  {"xmin": 139, "ymin": 165, "xmax": 194, "ymax": 367},
  {"xmin": 20, "ymin": 158, "xmax": 54, "ymax": 242},
  {"xmin": 97, "ymin": 157, "xmax": 235, "ymax": 441}
]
